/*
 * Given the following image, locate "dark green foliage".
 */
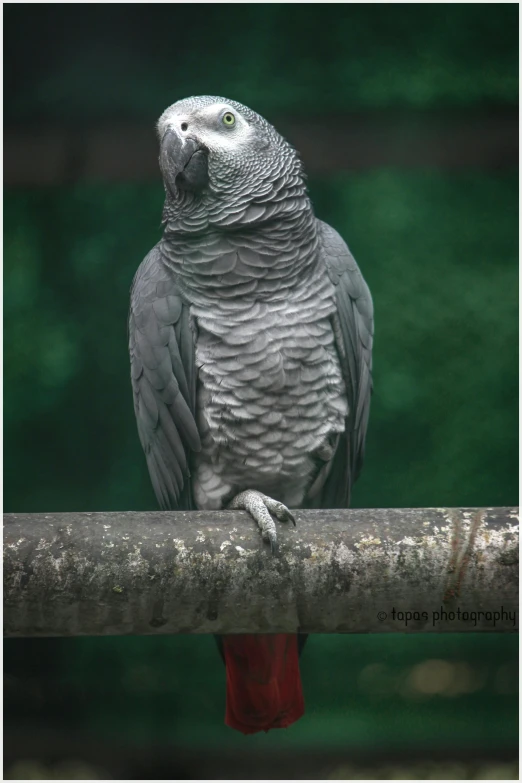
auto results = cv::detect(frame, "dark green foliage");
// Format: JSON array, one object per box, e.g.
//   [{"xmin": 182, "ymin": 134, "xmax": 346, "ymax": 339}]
[
  {"xmin": 53, "ymin": 632, "xmax": 518, "ymax": 748},
  {"xmin": 5, "ymin": 186, "xmax": 162, "ymax": 513},
  {"xmin": 4, "ymin": 4, "xmax": 518, "ymax": 124},
  {"xmin": 312, "ymin": 170, "xmax": 519, "ymax": 509}
]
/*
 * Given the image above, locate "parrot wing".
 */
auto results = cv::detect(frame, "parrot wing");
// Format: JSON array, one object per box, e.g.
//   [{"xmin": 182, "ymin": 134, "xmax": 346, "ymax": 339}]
[
  {"xmin": 129, "ymin": 243, "xmax": 201, "ymax": 510},
  {"xmin": 309, "ymin": 220, "xmax": 374, "ymax": 508}
]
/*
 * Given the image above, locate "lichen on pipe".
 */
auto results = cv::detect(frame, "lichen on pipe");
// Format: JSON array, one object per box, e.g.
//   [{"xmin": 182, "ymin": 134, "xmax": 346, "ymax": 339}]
[{"xmin": 3, "ymin": 507, "xmax": 519, "ymax": 638}]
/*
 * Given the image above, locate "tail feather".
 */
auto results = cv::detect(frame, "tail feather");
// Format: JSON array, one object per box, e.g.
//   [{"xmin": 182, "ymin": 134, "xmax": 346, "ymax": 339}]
[{"xmin": 222, "ymin": 633, "xmax": 304, "ymax": 734}]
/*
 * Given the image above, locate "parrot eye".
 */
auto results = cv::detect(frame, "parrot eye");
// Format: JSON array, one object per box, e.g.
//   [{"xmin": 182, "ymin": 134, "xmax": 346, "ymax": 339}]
[{"xmin": 222, "ymin": 112, "xmax": 236, "ymax": 127}]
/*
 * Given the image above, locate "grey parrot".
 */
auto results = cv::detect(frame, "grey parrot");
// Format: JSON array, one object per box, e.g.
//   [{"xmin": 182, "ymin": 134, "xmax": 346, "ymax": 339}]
[{"xmin": 128, "ymin": 96, "xmax": 373, "ymax": 734}]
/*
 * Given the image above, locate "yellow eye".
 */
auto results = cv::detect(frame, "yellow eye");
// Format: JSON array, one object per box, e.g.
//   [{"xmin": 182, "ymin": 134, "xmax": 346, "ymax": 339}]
[{"xmin": 222, "ymin": 112, "xmax": 236, "ymax": 127}]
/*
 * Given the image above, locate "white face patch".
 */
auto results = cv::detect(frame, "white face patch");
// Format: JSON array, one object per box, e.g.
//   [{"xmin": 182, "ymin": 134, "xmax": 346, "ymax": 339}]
[{"xmin": 158, "ymin": 102, "xmax": 254, "ymax": 155}]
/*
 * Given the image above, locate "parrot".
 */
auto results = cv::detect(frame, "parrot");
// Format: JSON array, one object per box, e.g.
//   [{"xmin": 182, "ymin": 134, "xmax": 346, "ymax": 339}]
[{"xmin": 128, "ymin": 96, "xmax": 374, "ymax": 734}]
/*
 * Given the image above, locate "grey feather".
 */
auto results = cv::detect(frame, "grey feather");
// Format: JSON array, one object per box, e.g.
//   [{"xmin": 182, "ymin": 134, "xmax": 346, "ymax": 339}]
[
  {"xmin": 129, "ymin": 244, "xmax": 201, "ymax": 510},
  {"xmin": 312, "ymin": 221, "xmax": 374, "ymax": 504}
]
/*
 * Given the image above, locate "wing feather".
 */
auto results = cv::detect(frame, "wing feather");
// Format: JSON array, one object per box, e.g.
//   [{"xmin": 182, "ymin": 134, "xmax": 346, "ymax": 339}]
[
  {"xmin": 129, "ymin": 243, "xmax": 201, "ymax": 510},
  {"xmin": 312, "ymin": 220, "xmax": 374, "ymax": 507}
]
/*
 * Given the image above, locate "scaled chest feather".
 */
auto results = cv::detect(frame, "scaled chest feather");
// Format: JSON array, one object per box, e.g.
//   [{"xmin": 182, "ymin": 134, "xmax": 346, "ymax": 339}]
[{"xmin": 191, "ymin": 275, "xmax": 347, "ymax": 482}]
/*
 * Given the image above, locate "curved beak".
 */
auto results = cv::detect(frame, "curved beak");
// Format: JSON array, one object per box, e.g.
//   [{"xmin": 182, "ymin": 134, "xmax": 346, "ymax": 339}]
[{"xmin": 159, "ymin": 129, "xmax": 206, "ymax": 197}]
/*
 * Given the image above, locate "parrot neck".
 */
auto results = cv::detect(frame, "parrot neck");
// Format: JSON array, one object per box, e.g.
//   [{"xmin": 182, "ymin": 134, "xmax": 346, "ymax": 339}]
[{"xmin": 160, "ymin": 206, "xmax": 319, "ymax": 301}]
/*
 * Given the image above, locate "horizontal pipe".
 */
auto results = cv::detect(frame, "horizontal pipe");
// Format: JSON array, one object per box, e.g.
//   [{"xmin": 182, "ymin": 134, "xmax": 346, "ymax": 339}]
[{"xmin": 3, "ymin": 507, "xmax": 518, "ymax": 637}]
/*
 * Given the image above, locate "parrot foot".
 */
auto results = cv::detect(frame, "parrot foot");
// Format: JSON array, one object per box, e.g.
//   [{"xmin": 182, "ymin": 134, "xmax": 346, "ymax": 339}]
[{"xmin": 227, "ymin": 490, "xmax": 296, "ymax": 554}]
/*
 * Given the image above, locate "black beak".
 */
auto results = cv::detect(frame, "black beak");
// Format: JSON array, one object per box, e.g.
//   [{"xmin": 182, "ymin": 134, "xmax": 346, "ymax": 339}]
[{"xmin": 159, "ymin": 129, "xmax": 208, "ymax": 196}]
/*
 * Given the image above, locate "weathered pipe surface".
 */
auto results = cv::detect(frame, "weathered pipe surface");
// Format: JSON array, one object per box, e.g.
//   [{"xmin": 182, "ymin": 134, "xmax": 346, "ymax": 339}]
[{"xmin": 3, "ymin": 507, "xmax": 519, "ymax": 638}]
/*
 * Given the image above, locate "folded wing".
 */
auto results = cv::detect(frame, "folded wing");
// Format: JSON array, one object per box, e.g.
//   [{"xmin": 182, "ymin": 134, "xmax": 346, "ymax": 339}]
[
  {"xmin": 309, "ymin": 220, "xmax": 374, "ymax": 508},
  {"xmin": 129, "ymin": 244, "xmax": 201, "ymax": 510}
]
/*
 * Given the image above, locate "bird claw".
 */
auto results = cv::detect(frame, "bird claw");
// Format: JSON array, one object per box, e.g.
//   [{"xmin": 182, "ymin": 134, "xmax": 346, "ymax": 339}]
[
  {"xmin": 266, "ymin": 499, "xmax": 296, "ymax": 526},
  {"xmin": 227, "ymin": 490, "xmax": 296, "ymax": 554}
]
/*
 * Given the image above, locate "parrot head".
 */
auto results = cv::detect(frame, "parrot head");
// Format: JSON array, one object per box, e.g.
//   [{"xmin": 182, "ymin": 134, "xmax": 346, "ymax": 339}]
[{"xmin": 157, "ymin": 96, "xmax": 306, "ymax": 228}]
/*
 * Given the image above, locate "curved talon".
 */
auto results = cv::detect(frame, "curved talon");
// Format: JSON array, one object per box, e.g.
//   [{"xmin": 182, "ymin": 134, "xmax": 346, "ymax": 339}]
[
  {"xmin": 263, "ymin": 497, "xmax": 296, "ymax": 526},
  {"xmin": 228, "ymin": 489, "xmax": 294, "ymax": 553}
]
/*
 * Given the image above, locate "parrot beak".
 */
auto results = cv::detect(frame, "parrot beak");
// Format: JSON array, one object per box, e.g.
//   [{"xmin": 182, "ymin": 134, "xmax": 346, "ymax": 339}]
[{"xmin": 159, "ymin": 129, "xmax": 208, "ymax": 197}]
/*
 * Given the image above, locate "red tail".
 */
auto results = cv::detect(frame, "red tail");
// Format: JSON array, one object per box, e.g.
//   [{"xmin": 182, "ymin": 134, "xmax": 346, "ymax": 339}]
[{"xmin": 222, "ymin": 633, "xmax": 304, "ymax": 734}]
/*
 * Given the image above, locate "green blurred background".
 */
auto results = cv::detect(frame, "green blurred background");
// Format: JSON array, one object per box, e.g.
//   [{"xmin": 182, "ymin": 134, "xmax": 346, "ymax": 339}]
[{"xmin": 4, "ymin": 4, "xmax": 518, "ymax": 780}]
